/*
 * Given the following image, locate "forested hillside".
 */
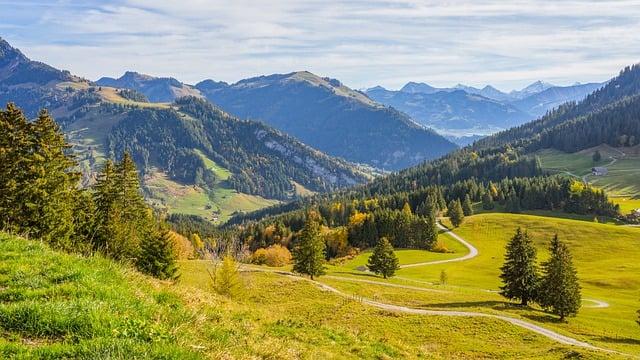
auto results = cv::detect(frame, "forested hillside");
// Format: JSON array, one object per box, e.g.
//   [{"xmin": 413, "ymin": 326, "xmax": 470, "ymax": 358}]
[
  {"xmin": 196, "ymin": 71, "xmax": 458, "ymax": 170},
  {"xmin": 477, "ymin": 64, "xmax": 640, "ymax": 149}
]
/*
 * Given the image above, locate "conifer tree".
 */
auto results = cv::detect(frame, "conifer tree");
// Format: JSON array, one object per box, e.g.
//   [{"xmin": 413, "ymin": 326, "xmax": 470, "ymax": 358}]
[
  {"xmin": 402, "ymin": 202, "xmax": 412, "ymax": 216},
  {"xmin": 29, "ymin": 109, "xmax": 79, "ymax": 247},
  {"xmin": 500, "ymin": 228, "xmax": 539, "ymax": 306},
  {"xmin": 462, "ymin": 194, "xmax": 474, "ymax": 216},
  {"xmin": 482, "ymin": 192, "xmax": 495, "ymax": 210},
  {"xmin": 538, "ymin": 235, "xmax": 581, "ymax": 321},
  {"xmin": 447, "ymin": 199, "xmax": 465, "ymax": 227},
  {"xmin": 367, "ymin": 237, "xmax": 399, "ymax": 279},
  {"xmin": 292, "ymin": 211, "xmax": 326, "ymax": 279},
  {"xmin": 592, "ymin": 150, "xmax": 602, "ymax": 163},
  {"xmin": 0, "ymin": 105, "xmax": 79, "ymax": 248},
  {"xmin": 137, "ymin": 229, "xmax": 179, "ymax": 280}
]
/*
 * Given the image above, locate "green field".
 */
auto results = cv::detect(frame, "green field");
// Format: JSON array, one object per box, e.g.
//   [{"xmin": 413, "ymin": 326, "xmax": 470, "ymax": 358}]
[
  {"xmin": 144, "ymin": 170, "xmax": 278, "ymax": 224},
  {"xmin": 1, "ymin": 233, "xmax": 611, "ymax": 359},
  {"xmin": 536, "ymin": 146, "xmax": 640, "ymax": 199},
  {"xmin": 315, "ymin": 213, "xmax": 640, "ymax": 355}
]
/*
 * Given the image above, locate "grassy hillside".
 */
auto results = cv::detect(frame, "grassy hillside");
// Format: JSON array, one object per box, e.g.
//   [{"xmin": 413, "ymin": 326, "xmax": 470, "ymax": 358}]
[
  {"xmin": 0, "ymin": 232, "xmax": 613, "ymax": 359},
  {"xmin": 536, "ymin": 145, "xmax": 640, "ymax": 203}
]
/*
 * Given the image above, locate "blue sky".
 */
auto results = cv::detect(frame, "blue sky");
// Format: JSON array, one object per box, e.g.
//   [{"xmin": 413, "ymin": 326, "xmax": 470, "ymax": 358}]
[{"xmin": 2, "ymin": 0, "xmax": 640, "ymax": 91}]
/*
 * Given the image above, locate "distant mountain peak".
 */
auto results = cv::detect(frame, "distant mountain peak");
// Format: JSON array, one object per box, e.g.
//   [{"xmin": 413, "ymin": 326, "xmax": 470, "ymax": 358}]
[{"xmin": 400, "ymin": 82, "xmax": 437, "ymax": 94}]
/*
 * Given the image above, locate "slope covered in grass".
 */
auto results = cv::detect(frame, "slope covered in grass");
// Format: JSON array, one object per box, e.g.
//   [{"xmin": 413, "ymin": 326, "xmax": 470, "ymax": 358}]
[{"xmin": 0, "ymin": 232, "xmax": 612, "ymax": 359}]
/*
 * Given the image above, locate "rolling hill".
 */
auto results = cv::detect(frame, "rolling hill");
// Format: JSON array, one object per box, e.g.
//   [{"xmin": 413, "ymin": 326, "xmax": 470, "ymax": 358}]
[{"xmin": 195, "ymin": 71, "xmax": 458, "ymax": 170}]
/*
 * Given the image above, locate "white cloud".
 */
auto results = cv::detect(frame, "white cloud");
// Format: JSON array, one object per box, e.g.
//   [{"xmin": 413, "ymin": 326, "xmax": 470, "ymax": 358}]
[{"xmin": 1, "ymin": 0, "xmax": 640, "ymax": 90}]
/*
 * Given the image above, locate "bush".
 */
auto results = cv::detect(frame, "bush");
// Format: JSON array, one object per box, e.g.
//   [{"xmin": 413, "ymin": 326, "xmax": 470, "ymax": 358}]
[
  {"xmin": 431, "ymin": 240, "xmax": 451, "ymax": 253},
  {"xmin": 251, "ymin": 245, "xmax": 292, "ymax": 267}
]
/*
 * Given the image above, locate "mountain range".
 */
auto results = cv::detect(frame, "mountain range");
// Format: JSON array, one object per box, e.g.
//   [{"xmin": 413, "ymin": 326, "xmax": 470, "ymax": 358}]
[
  {"xmin": 366, "ymin": 79, "xmax": 604, "ymax": 142},
  {"xmin": 97, "ymin": 70, "xmax": 458, "ymax": 170},
  {"xmin": 0, "ymin": 37, "xmax": 373, "ymax": 221}
]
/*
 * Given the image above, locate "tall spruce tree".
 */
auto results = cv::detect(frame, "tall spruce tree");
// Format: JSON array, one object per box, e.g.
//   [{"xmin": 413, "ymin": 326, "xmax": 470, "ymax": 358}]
[
  {"xmin": 462, "ymin": 194, "xmax": 474, "ymax": 216},
  {"xmin": 482, "ymin": 192, "xmax": 495, "ymax": 210},
  {"xmin": 29, "ymin": 110, "xmax": 79, "ymax": 247},
  {"xmin": 367, "ymin": 237, "xmax": 399, "ymax": 279},
  {"xmin": 500, "ymin": 228, "xmax": 539, "ymax": 306},
  {"xmin": 138, "ymin": 229, "xmax": 179, "ymax": 280},
  {"xmin": 93, "ymin": 153, "xmax": 153, "ymax": 260},
  {"xmin": 292, "ymin": 211, "xmax": 326, "ymax": 280},
  {"xmin": 538, "ymin": 235, "xmax": 581, "ymax": 320},
  {"xmin": 447, "ymin": 199, "xmax": 465, "ymax": 227}
]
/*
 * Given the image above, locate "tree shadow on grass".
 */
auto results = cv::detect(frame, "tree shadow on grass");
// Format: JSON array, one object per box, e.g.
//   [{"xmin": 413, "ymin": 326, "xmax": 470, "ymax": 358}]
[
  {"xmin": 420, "ymin": 300, "xmax": 507, "ymax": 309},
  {"xmin": 330, "ymin": 271, "xmax": 379, "ymax": 279},
  {"xmin": 521, "ymin": 313, "xmax": 563, "ymax": 324},
  {"xmin": 592, "ymin": 336, "xmax": 640, "ymax": 345}
]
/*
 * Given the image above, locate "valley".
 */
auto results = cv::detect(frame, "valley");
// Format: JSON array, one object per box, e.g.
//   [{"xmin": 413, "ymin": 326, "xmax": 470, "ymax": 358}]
[{"xmin": 1, "ymin": 8, "xmax": 640, "ymax": 359}]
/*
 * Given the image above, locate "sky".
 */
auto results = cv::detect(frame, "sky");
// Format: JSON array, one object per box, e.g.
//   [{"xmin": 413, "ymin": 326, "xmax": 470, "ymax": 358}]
[{"xmin": 1, "ymin": 0, "xmax": 640, "ymax": 91}]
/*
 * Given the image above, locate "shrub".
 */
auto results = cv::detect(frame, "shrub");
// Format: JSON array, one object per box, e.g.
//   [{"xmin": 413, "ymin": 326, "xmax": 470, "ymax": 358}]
[
  {"xmin": 431, "ymin": 240, "xmax": 451, "ymax": 253},
  {"xmin": 251, "ymin": 245, "xmax": 292, "ymax": 267}
]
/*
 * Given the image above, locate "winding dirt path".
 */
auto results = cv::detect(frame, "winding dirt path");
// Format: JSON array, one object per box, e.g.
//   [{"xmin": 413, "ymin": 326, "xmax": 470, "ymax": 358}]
[
  {"xmin": 399, "ymin": 223, "xmax": 478, "ymax": 268},
  {"xmin": 246, "ymin": 268, "xmax": 627, "ymax": 357}
]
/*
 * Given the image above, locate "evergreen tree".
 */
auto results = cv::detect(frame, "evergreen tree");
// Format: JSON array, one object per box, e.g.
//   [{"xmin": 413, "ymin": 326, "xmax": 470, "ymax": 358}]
[
  {"xmin": 29, "ymin": 110, "xmax": 79, "ymax": 248},
  {"xmin": 137, "ymin": 229, "xmax": 179, "ymax": 280},
  {"xmin": 462, "ymin": 194, "xmax": 474, "ymax": 216},
  {"xmin": 538, "ymin": 235, "xmax": 581, "ymax": 321},
  {"xmin": 592, "ymin": 150, "xmax": 602, "ymax": 163},
  {"xmin": 447, "ymin": 199, "xmax": 465, "ymax": 227},
  {"xmin": 500, "ymin": 228, "xmax": 539, "ymax": 306},
  {"xmin": 482, "ymin": 192, "xmax": 495, "ymax": 210},
  {"xmin": 93, "ymin": 153, "xmax": 154, "ymax": 260},
  {"xmin": 0, "ymin": 105, "xmax": 79, "ymax": 248},
  {"xmin": 292, "ymin": 211, "xmax": 326, "ymax": 279},
  {"xmin": 367, "ymin": 237, "xmax": 399, "ymax": 279}
]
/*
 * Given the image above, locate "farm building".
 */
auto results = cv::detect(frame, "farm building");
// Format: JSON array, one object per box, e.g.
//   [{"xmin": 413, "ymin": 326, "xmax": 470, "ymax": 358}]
[{"xmin": 591, "ymin": 167, "xmax": 608, "ymax": 176}]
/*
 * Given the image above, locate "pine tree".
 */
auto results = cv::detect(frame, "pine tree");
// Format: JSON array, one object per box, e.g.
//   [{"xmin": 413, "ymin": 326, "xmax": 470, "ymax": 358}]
[
  {"xmin": 500, "ymin": 228, "xmax": 539, "ymax": 306},
  {"xmin": 0, "ymin": 105, "xmax": 79, "ymax": 248},
  {"xmin": 367, "ymin": 237, "xmax": 399, "ymax": 279},
  {"xmin": 482, "ymin": 192, "xmax": 495, "ymax": 210},
  {"xmin": 137, "ymin": 229, "xmax": 179, "ymax": 280},
  {"xmin": 538, "ymin": 235, "xmax": 581, "ymax": 321},
  {"xmin": 462, "ymin": 194, "xmax": 474, "ymax": 216},
  {"xmin": 29, "ymin": 110, "xmax": 79, "ymax": 248},
  {"xmin": 402, "ymin": 202, "xmax": 412, "ymax": 216},
  {"xmin": 93, "ymin": 153, "xmax": 153, "ymax": 260},
  {"xmin": 292, "ymin": 211, "xmax": 326, "ymax": 279},
  {"xmin": 447, "ymin": 199, "xmax": 465, "ymax": 227},
  {"xmin": 592, "ymin": 150, "xmax": 602, "ymax": 163}
]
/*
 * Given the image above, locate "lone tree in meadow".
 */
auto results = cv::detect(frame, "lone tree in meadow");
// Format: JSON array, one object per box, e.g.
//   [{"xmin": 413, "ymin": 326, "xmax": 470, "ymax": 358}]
[
  {"xmin": 367, "ymin": 237, "xmax": 400, "ymax": 279},
  {"xmin": 538, "ymin": 235, "xmax": 581, "ymax": 321},
  {"xmin": 500, "ymin": 228, "xmax": 539, "ymax": 306},
  {"xmin": 292, "ymin": 211, "xmax": 326, "ymax": 280},
  {"xmin": 447, "ymin": 199, "xmax": 465, "ymax": 227},
  {"xmin": 592, "ymin": 150, "xmax": 602, "ymax": 163},
  {"xmin": 462, "ymin": 194, "xmax": 474, "ymax": 216}
]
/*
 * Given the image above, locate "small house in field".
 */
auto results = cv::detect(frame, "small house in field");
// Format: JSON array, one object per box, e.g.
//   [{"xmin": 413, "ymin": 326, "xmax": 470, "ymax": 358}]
[{"xmin": 591, "ymin": 167, "xmax": 608, "ymax": 176}]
